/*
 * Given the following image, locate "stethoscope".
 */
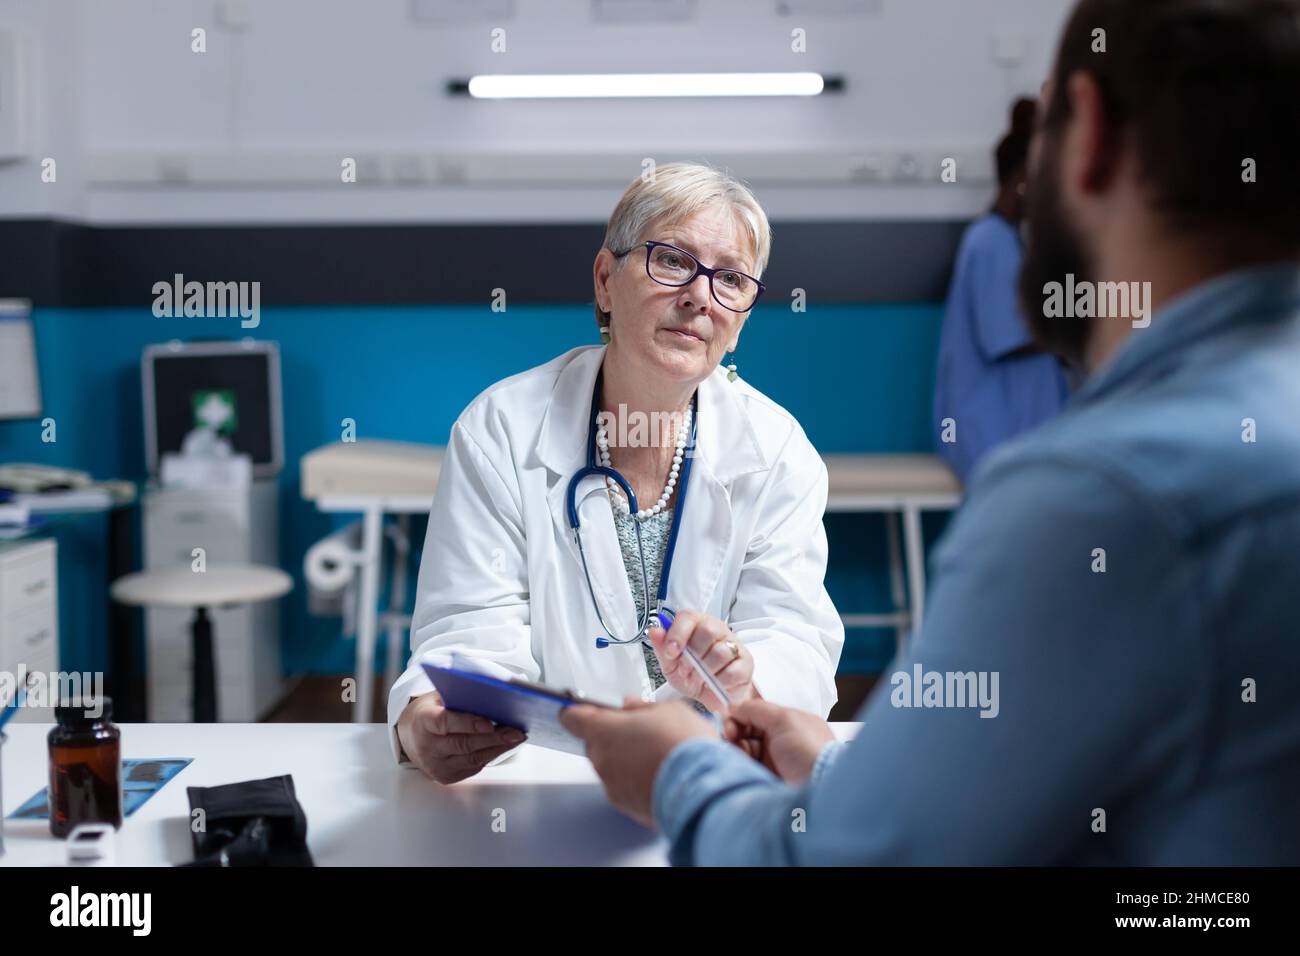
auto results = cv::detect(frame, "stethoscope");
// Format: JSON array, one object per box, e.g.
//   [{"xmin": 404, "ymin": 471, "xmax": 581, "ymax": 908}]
[{"xmin": 565, "ymin": 370, "xmax": 698, "ymax": 650}]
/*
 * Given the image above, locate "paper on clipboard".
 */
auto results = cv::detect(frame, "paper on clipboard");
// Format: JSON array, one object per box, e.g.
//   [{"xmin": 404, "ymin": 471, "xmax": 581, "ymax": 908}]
[{"xmin": 421, "ymin": 661, "xmax": 619, "ymax": 756}]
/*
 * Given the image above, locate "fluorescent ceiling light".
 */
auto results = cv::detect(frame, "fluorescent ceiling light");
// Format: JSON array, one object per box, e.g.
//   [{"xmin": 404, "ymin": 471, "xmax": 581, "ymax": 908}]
[{"xmin": 462, "ymin": 72, "xmax": 830, "ymax": 99}]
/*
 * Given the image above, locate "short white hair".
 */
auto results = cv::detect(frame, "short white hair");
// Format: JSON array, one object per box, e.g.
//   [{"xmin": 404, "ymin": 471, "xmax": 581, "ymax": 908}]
[{"xmin": 596, "ymin": 161, "xmax": 772, "ymax": 329}]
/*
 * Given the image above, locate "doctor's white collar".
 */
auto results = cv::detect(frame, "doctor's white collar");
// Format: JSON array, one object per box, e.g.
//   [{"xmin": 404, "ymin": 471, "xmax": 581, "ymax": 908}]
[{"xmin": 533, "ymin": 345, "xmax": 769, "ymax": 485}]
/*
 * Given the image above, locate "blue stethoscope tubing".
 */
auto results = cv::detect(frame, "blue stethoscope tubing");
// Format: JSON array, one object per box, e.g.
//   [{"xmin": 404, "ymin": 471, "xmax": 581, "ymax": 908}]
[{"xmin": 565, "ymin": 371, "xmax": 698, "ymax": 649}]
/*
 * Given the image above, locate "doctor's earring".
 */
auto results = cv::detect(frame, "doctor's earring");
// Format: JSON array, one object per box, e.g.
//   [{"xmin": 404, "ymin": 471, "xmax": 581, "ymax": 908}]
[
  {"xmin": 725, "ymin": 350, "xmax": 738, "ymax": 383},
  {"xmin": 599, "ymin": 323, "xmax": 611, "ymax": 344}
]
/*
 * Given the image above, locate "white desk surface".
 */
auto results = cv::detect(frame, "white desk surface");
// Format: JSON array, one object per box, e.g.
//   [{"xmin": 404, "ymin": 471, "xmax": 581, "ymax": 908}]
[{"xmin": 1, "ymin": 721, "xmax": 858, "ymax": 867}]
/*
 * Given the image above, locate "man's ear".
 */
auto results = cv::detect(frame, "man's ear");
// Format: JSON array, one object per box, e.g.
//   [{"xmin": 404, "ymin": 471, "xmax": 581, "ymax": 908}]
[{"xmin": 1064, "ymin": 71, "xmax": 1122, "ymax": 195}]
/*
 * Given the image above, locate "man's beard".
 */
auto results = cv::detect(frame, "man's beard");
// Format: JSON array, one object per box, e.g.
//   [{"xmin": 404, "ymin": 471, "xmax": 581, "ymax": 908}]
[{"xmin": 1018, "ymin": 135, "xmax": 1096, "ymax": 369}]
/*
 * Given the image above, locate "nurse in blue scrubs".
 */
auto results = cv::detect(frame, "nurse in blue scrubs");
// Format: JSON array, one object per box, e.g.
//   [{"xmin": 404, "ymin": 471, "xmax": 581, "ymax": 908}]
[{"xmin": 934, "ymin": 98, "xmax": 1071, "ymax": 484}]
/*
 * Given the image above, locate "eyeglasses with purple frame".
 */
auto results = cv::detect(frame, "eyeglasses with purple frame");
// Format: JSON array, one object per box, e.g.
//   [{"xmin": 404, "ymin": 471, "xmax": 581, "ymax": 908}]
[{"xmin": 612, "ymin": 240, "xmax": 766, "ymax": 313}]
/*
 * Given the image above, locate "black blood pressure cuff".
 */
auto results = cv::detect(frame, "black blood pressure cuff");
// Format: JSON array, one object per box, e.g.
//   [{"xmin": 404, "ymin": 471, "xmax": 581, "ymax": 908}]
[{"xmin": 185, "ymin": 774, "xmax": 314, "ymax": 867}]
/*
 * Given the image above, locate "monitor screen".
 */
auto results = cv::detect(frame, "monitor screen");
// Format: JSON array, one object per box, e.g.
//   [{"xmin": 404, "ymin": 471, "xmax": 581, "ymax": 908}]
[
  {"xmin": 0, "ymin": 299, "xmax": 41, "ymax": 421},
  {"xmin": 145, "ymin": 342, "xmax": 281, "ymax": 477}
]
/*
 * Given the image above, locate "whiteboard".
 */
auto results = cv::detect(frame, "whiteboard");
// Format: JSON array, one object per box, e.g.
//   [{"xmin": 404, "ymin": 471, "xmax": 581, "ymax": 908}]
[{"xmin": 0, "ymin": 299, "xmax": 41, "ymax": 420}]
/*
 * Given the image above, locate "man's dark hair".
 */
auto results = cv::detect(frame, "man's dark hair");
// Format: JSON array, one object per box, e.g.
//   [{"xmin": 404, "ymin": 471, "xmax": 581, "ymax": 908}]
[
  {"xmin": 1044, "ymin": 0, "xmax": 1300, "ymax": 246},
  {"xmin": 995, "ymin": 97, "xmax": 1037, "ymax": 186}
]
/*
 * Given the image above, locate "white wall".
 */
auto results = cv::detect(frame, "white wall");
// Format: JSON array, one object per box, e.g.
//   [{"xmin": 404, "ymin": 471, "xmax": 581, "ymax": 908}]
[
  {"xmin": 1, "ymin": 0, "xmax": 1076, "ymax": 224},
  {"xmin": 0, "ymin": 0, "xmax": 87, "ymax": 219}
]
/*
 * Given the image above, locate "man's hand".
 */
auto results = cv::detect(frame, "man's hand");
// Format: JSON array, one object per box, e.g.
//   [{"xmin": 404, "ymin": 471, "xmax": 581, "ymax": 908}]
[
  {"xmin": 646, "ymin": 610, "xmax": 756, "ymax": 713},
  {"xmin": 560, "ymin": 698, "xmax": 717, "ymax": 828},
  {"xmin": 723, "ymin": 699, "xmax": 834, "ymax": 783},
  {"xmin": 396, "ymin": 691, "xmax": 526, "ymax": 784}
]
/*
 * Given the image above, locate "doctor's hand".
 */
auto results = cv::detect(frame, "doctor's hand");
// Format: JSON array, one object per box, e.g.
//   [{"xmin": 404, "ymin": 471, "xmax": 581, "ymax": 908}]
[
  {"xmin": 396, "ymin": 692, "xmax": 527, "ymax": 785},
  {"xmin": 722, "ymin": 698, "xmax": 834, "ymax": 784},
  {"xmin": 561, "ymin": 698, "xmax": 717, "ymax": 828},
  {"xmin": 647, "ymin": 610, "xmax": 755, "ymax": 713}
]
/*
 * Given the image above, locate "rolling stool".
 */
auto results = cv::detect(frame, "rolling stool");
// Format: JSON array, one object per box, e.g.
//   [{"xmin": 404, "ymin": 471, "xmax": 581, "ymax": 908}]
[{"xmin": 111, "ymin": 565, "xmax": 292, "ymax": 722}]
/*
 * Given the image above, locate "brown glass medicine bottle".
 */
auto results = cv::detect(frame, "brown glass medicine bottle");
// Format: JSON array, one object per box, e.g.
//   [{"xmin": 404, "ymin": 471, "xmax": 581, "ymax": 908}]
[{"xmin": 48, "ymin": 697, "xmax": 122, "ymax": 838}]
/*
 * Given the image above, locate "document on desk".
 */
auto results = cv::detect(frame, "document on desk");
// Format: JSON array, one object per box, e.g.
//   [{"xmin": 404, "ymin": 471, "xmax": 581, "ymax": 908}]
[
  {"xmin": 422, "ymin": 663, "xmax": 617, "ymax": 757},
  {"xmin": 8, "ymin": 758, "xmax": 193, "ymax": 820}
]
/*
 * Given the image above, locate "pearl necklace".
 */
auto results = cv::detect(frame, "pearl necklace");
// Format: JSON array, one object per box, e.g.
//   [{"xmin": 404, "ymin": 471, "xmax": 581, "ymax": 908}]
[{"xmin": 596, "ymin": 406, "xmax": 692, "ymax": 522}]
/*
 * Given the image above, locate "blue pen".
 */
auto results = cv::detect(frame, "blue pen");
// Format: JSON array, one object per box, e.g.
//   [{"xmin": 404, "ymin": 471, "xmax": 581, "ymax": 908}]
[
  {"xmin": 0, "ymin": 672, "xmax": 35, "ymax": 733},
  {"xmin": 654, "ymin": 610, "xmax": 732, "ymax": 716}
]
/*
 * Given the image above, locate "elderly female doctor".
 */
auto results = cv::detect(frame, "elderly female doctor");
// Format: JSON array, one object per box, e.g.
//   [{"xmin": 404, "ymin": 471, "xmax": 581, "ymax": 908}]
[{"xmin": 391, "ymin": 162, "xmax": 843, "ymax": 782}]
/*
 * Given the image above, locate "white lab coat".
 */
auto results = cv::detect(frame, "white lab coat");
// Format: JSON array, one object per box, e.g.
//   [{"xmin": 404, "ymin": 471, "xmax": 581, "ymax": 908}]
[{"xmin": 387, "ymin": 345, "xmax": 844, "ymax": 762}]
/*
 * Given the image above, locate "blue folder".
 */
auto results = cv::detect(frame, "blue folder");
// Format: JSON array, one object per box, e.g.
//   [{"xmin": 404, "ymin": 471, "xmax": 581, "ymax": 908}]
[{"xmin": 421, "ymin": 662, "xmax": 617, "ymax": 756}]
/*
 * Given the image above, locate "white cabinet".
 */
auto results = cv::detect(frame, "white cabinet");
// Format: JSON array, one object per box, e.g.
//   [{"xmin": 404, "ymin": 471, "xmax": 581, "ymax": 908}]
[
  {"xmin": 142, "ymin": 480, "xmax": 284, "ymax": 722},
  {"xmin": 0, "ymin": 538, "xmax": 59, "ymax": 723}
]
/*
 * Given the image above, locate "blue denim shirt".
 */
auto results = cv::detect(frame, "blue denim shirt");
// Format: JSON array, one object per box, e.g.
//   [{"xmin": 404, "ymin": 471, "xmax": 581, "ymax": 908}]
[{"xmin": 654, "ymin": 264, "xmax": 1300, "ymax": 865}]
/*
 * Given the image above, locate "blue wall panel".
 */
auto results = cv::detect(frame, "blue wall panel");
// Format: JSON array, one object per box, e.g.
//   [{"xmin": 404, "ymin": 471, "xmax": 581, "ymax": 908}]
[{"xmin": 0, "ymin": 302, "xmax": 948, "ymax": 679}]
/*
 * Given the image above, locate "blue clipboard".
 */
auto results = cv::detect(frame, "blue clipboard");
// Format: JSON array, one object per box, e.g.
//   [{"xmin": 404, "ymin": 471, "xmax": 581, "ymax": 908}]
[{"xmin": 421, "ymin": 662, "xmax": 618, "ymax": 756}]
